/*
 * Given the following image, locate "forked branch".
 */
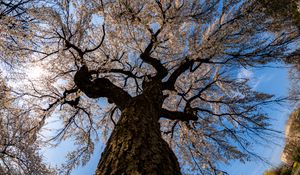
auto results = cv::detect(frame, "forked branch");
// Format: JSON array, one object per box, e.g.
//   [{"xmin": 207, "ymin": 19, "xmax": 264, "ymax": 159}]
[{"xmin": 74, "ymin": 65, "xmax": 132, "ymax": 110}]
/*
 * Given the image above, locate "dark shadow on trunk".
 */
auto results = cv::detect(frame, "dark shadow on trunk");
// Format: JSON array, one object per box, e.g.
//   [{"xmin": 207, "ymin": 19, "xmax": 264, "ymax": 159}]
[{"xmin": 96, "ymin": 83, "xmax": 182, "ymax": 175}]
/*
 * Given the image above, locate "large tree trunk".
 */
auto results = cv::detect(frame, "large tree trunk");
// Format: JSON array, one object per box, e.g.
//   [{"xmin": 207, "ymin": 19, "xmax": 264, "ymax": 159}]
[{"xmin": 95, "ymin": 83, "xmax": 182, "ymax": 175}]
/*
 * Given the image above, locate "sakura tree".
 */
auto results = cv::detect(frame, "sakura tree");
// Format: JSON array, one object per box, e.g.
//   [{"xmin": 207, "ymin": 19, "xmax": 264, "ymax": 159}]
[{"xmin": 2, "ymin": 0, "xmax": 300, "ymax": 174}]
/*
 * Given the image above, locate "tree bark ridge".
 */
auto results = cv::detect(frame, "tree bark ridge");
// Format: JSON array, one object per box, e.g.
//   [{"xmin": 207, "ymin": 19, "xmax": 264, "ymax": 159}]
[{"xmin": 96, "ymin": 82, "xmax": 182, "ymax": 175}]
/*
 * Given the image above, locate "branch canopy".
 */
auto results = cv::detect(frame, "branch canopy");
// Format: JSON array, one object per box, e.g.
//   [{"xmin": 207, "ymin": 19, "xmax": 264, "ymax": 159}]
[{"xmin": 1, "ymin": 0, "xmax": 299, "ymax": 174}]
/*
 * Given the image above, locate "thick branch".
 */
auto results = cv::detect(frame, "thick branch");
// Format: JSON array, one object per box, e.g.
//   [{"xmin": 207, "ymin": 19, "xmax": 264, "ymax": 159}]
[
  {"xmin": 74, "ymin": 66, "xmax": 132, "ymax": 110},
  {"xmin": 140, "ymin": 30, "xmax": 168, "ymax": 79},
  {"xmin": 162, "ymin": 58, "xmax": 194, "ymax": 90},
  {"xmin": 160, "ymin": 108, "xmax": 198, "ymax": 121}
]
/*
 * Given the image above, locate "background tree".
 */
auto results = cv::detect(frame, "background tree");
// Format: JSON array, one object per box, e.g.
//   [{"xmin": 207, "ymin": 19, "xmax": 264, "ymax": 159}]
[
  {"xmin": 258, "ymin": 0, "xmax": 300, "ymax": 103},
  {"xmin": 0, "ymin": 72, "xmax": 54, "ymax": 175},
  {"xmin": 260, "ymin": 2, "xmax": 300, "ymax": 174},
  {"xmin": 0, "ymin": 0, "xmax": 37, "ymax": 66},
  {"xmin": 2, "ymin": 0, "xmax": 300, "ymax": 174},
  {"xmin": 0, "ymin": 1, "xmax": 54, "ymax": 174},
  {"xmin": 282, "ymin": 109, "xmax": 300, "ymax": 164},
  {"xmin": 263, "ymin": 110, "xmax": 300, "ymax": 175},
  {"xmin": 258, "ymin": 0, "xmax": 300, "ymax": 27}
]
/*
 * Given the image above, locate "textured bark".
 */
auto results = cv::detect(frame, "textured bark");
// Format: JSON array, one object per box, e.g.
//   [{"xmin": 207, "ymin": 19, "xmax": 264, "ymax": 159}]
[{"xmin": 95, "ymin": 82, "xmax": 182, "ymax": 175}]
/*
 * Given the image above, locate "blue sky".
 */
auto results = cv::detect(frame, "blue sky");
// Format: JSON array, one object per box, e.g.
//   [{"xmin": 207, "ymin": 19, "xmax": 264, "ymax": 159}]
[
  {"xmin": 41, "ymin": 63, "xmax": 294, "ymax": 175},
  {"xmin": 225, "ymin": 64, "xmax": 293, "ymax": 175}
]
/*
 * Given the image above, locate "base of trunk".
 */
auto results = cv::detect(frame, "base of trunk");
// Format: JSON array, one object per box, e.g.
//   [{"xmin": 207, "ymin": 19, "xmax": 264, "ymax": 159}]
[{"xmin": 96, "ymin": 94, "xmax": 181, "ymax": 175}]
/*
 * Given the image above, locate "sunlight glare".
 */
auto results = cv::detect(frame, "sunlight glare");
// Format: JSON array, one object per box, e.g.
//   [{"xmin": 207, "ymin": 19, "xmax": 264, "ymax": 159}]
[{"xmin": 26, "ymin": 65, "xmax": 45, "ymax": 80}]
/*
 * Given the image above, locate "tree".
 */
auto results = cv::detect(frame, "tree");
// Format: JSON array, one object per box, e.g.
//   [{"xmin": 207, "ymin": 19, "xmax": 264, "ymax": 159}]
[
  {"xmin": 263, "ymin": 165, "xmax": 293, "ymax": 175},
  {"xmin": 282, "ymin": 109, "xmax": 300, "ymax": 164},
  {"xmin": 263, "ymin": 110, "xmax": 300, "ymax": 175},
  {"xmin": 0, "ymin": 72, "xmax": 54, "ymax": 175},
  {"xmin": 2, "ymin": 0, "xmax": 300, "ymax": 174},
  {"xmin": 258, "ymin": 0, "xmax": 300, "ymax": 28},
  {"xmin": 265, "ymin": 0, "xmax": 300, "ymax": 105},
  {"xmin": 259, "ymin": 1, "xmax": 300, "ymax": 175},
  {"xmin": 0, "ymin": 0, "xmax": 37, "ymax": 65},
  {"xmin": 0, "ymin": 1, "xmax": 54, "ymax": 174}
]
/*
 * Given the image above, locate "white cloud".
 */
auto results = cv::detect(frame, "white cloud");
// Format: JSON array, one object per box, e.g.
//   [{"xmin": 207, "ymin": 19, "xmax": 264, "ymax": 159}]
[
  {"xmin": 237, "ymin": 68, "xmax": 267, "ymax": 90},
  {"xmin": 237, "ymin": 68, "xmax": 253, "ymax": 80}
]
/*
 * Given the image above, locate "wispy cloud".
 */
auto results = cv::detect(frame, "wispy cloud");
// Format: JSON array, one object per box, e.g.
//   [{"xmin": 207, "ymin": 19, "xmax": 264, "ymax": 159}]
[
  {"xmin": 237, "ymin": 68, "xmax": 268, "ymax": 90},
  {"xmin": 251, "ymin": 75, "xmax": 264, "ymax": 90},
  {"xmin": 237, "ymin": 68, "xmax": 253, "ymax": 80}
]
